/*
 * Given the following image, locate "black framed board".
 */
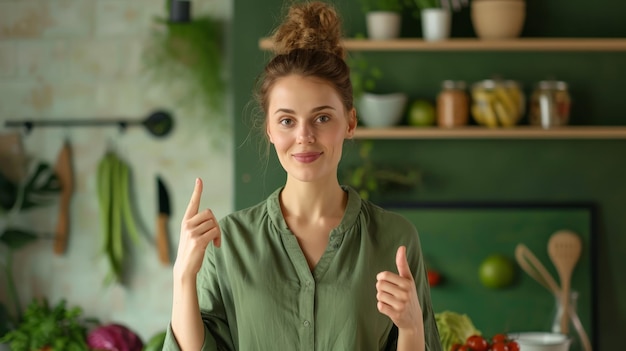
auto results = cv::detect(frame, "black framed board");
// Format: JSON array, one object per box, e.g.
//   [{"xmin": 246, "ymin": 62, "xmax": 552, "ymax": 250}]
[{"xmin": 383, "ymin": 202, "xmax": 596, "ymax": 351}]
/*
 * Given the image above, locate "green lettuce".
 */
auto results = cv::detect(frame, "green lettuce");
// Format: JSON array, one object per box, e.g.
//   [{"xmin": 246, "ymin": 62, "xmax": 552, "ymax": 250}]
[{"xmin": 435, "ymin": 311, "xmax": 481, "ymax": 351}]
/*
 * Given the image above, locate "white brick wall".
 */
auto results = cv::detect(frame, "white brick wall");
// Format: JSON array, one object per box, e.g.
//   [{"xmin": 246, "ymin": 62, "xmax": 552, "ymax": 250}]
[{"xmin": 0, "ymin": 0, "xmax": 234, "ymax": 342}]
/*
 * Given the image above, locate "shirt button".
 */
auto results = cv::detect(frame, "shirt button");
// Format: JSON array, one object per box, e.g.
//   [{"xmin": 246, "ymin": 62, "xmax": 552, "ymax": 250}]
[
  {"xmin": 305, "ymin": 281, "xmax": 312, "ymax": 287},
  {"xmin": 303, "ymin": 320, "xmax": 310, "ymax": 327}
]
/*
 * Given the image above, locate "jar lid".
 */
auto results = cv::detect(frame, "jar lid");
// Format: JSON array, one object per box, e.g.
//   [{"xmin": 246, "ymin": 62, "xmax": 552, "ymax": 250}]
[
  {"xmin": 442, "ymin": 80, "xmax": 467, "ymax": 90},
  {"xmin": 538, "ymin": 80, "xmax": 568, "ymax": 90},
  {"xmin": 471, "ymin": 79, "xmax": 498, "ymax": 90}
]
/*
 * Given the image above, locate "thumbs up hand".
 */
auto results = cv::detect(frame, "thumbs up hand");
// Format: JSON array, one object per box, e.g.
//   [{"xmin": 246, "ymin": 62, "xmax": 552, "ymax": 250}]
[
  {"xmin": 376, "ymin": 246, "xmax": 423, "ymax": 330},
  {"xmin": 173, "ymin": 178, "xmax": 222, "ymax": 281}
]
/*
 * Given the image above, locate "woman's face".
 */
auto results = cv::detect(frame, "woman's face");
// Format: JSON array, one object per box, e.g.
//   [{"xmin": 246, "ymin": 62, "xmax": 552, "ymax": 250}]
[{"xmin": 266, "ymin": 74, "xmax": 356, "ymax": 184}]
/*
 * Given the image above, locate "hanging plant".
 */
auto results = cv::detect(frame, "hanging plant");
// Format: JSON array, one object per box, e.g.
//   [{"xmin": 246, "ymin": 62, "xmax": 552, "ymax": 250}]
[{"xmin": 143, "ymin": 1, "xmax": 226, "ymax": 131}]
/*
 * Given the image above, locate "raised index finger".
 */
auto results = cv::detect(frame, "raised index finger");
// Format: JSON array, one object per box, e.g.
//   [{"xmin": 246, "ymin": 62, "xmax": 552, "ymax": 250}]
[{"xmin": 184, "ymin": 178, "xmax": 203, "ymax": 220}]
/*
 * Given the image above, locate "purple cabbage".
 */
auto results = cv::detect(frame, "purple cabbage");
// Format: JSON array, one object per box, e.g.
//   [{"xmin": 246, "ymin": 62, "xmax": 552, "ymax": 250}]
[{"xmin": 86, "ymin": 324, "xmax": 143, "ymax": 351}]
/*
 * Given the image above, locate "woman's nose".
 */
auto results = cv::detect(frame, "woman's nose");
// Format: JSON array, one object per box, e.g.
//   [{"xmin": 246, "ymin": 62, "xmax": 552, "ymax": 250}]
[{"xmin": 296, "ymin": 126, "xmax": 314, "ymax": 144}]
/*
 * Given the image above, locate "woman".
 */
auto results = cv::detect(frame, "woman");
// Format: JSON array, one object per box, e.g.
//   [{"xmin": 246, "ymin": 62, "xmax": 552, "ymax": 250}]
[{"xmin": 163, "ymin": 2, "xmax": 441, "ymax": 350}]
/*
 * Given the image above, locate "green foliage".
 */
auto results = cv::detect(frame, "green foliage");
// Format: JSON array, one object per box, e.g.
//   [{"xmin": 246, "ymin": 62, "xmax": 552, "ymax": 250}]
[
  {"xmin": 342, "ymin": 141, "xmax": 421, "ymax": 200},
  {"xmin": 0, "ymin": 298, "xmax": 90, "ymax": 351},
  {"xmin": 348, "ymin": 53, "xmax": 383, "ymax": 100},
  {"xmin": 0, "ymin": 160, "xmax": 58, "ymax": 332},
  {"xmin": 406, "ymin": 0, "xmax": 469, "ymax": 18},
  {"xmin": 0, "ymin": 303, "xmax": 13, "ymax": 339},
  {"xmin": 143, "ymin": 3, "xmax": 226, "ymax": 130},
  {"xmin": 410, "ymin": 0, "xmax": 441, "ymax": 10},
  {"xmin": 359, "ymin": 0, "xmax": 405, "ymax": 12},
  {"xmin": 0, "ymin": 229, "xmax": 38, "ymax": 251},
  {"xmin": 0, "ymin": 162, "xmax": 59, "ymax": 212}
]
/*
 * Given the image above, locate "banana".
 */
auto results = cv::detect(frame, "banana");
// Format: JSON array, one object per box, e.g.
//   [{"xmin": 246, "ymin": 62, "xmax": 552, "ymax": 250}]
[
  {"xmin": 493, "ymin": 100, "xmax": 515, "ymax": 127},
  {"xmin": 507, "ymin": 85, "xmax": 524, "ymax": 123},
  {"xmin": 482, "ymin": 103, "xmax": 499, "ymax": 128},
  {"xmin": 472, "ymin": 90, "xmax": 498, "ymax": 127},
  {"xmin": 493, "ymin": 87, "xmax": 517, "ymax": 121},
  {"xmin": 471, "ymin": 105, "xmax": 485, "ymax": 125}
]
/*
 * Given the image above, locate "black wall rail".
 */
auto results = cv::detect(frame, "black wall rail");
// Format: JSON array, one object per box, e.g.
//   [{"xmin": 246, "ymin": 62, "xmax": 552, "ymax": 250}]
[{"xmin": 4, "ymin": 110, "xmax": 174, "ymax": 138}]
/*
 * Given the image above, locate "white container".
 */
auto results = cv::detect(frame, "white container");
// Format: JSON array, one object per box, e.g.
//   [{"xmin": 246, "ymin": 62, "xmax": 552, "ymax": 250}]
[
  {"xmin": 357, "ymin": 92, "xmax": 407, "ymax": 128},
  {"xmin": 421, "ymin": 8, "xmax": 451, "ymax": 41},
  {"xmin": 366, "ymin": 11, "xmax": 402, "ymax": 40},
  {"xmin": 507, "ymin": 332, "xmax": 571, "ymax": 351}
]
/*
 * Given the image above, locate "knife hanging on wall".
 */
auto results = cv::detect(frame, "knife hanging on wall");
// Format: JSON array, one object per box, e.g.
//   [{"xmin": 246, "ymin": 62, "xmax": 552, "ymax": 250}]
[{"xmin": 156, "ymin": 175, "xmax": 171, "ymax": 265}]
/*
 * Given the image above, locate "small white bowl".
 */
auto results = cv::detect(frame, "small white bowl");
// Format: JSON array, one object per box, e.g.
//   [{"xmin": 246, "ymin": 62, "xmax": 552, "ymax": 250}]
[
  {"xmin": 507, "ymin": 332, "xmax": 571, "ymax": 351},
  {"xmin": 357, "ymin": 92, "xmax": 407, "ymax": 128}
]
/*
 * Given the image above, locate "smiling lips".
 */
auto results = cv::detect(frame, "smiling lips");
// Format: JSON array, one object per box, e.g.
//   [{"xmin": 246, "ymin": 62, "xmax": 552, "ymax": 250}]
[{"xmin": 292, "ymin": 152, "xmax": 322, "ymax": 163}]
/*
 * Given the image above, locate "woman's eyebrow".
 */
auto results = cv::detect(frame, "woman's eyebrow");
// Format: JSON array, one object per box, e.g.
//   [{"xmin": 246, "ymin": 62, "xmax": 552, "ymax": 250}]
[{"xmin": 273, "ymin": 105, "xmax": 335, "ymax": 115}]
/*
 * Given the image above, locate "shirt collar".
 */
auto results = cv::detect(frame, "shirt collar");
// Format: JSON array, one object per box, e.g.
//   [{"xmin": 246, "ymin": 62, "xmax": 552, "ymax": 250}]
[{"xmin": 266, "ymin": 185, "xmax": 362, "ymax": 235}]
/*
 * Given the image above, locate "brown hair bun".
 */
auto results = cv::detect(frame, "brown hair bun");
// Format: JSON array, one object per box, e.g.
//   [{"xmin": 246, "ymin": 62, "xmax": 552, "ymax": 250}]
[{"xmin": 271, "ymin": 1, "xmax": 345, "ymax": 59}]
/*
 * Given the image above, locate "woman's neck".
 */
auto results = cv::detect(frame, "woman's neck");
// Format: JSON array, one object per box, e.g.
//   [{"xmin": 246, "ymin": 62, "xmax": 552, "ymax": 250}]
[{"xmin": 280, "ymin": 177, "xmax": 347, "ymax": 221}]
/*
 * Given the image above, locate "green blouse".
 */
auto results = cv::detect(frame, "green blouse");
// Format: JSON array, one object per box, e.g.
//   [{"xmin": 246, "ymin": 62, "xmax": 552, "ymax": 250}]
[{"xmin": 163, "ymin": 186, "xmax": 442, "ymax": 351}]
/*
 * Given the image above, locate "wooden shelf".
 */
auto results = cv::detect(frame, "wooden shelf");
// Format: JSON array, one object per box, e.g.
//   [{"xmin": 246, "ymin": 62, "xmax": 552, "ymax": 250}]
[
  {"xmin": 353, "ymin": 126, "xmax": 626, "ymax": 139},
  {"xmin": 259, "ymin": 38, "xmax": 626, "ymax": 52}
]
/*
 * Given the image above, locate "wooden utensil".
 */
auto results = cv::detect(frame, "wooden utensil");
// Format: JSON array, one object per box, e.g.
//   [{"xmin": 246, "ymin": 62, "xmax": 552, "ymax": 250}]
[
  {"xmin": 515, "ymin": 243, "xmax": 560, "ymax": 295},
  {"xmin": 516, "ymin": 242, "xmax": 593, "ymax": 351},
  {"xmin": 0, "ymin": 133, "xmax": 27, "ymax": 184},
  {"xmin": 547, "ymin": 230, "xmax": 582, "ymax": 335},
  {"xmin": 54, "ymin": 140, "xmax": 74, "ymax": 255}
]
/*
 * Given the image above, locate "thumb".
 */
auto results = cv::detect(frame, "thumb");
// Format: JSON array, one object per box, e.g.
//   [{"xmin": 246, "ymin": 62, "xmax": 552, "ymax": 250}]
[{"xmin": 396, "ymin": 246, "xmax": 413, "ymax": 280}]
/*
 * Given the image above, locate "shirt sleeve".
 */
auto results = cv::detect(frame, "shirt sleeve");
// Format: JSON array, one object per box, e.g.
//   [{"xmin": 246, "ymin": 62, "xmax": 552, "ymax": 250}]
[
  {"xmin": 161, "ymin": 243, "xmax": 235, "ymax": 351},
  {"xmin": 380, "ymin": 229, "xmax": 443, "ymax": 351},
  {"xmin": 411, "ymin": 228, "xmax": 443, "ymax": 351}
]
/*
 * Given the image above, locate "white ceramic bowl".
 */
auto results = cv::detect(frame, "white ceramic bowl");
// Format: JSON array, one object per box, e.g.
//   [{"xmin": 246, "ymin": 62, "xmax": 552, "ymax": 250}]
[
  {"xmin": 357, "ymin": 92, "xmax": 407, "ymax": 128},
  {"xmin": 507, "ymin": 332, "xmax": 571, "ymax": 351}
]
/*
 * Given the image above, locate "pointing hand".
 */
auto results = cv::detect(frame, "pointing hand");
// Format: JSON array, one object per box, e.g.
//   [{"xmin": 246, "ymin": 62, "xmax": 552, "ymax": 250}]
[{"xmin": 173, "ymin": 178, "xmax": 221, "ymax": 280}]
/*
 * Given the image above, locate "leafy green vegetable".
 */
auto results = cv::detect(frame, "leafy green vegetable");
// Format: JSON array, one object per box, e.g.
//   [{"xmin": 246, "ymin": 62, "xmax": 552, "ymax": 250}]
[
  {"xmin": 0, "ymin": 298, "xmax": 92, "ymax": 351},
  {"xmin": 435, "ymin": 311, "xmax": 481, "ymax": 351}
]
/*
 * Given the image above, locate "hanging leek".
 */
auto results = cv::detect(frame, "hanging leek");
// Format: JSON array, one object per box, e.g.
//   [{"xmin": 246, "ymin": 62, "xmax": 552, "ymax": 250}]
[{"xmin": 96, "ymin": 152, "xmax": 142, "ymax": 286}]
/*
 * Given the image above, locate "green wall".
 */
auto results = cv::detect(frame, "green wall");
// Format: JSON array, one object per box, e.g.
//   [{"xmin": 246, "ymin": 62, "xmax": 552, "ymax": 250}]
[{"xmin": 232, "ymin": 0, "xmax": 626, "ymax": 349}]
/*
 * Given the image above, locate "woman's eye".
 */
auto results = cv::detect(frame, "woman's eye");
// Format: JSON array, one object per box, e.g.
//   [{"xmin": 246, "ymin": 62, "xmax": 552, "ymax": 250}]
[
  {"xmin": 279, "ymin": 118, "xmax": 293, "ymax": 126},
  {"xmin": 316, "ymin": 115, "xmax": 330, "ymax": 123}
]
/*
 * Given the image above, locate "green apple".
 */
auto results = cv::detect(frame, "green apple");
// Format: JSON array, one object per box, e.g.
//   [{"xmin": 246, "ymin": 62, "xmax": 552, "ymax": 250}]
[
  {"xmin": 408, "ymin": 99, "xmax": 436, "ymax": 126},
  {"xmin": 478, "ymin": 254, "xmax": 515, "ymax": 289}
]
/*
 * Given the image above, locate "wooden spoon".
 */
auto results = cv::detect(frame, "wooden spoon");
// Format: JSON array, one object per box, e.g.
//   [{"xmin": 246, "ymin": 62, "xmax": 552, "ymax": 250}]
[
  {"xmin": 54, "ymin": 140, "xmax": 74, "ymax": 255},
  {"xmin": 547, "ymin": 230, "xmax": 582, "ymax": 335}
]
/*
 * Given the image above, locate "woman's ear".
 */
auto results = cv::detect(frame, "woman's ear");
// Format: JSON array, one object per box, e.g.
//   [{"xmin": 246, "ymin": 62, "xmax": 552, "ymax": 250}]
[
  {"xmin": 266, "ymin": 124, "xmax": 274, "ymax": 144},
  {"xmin": 345, "ymin": 108, "xmax": 357, "ymax": 139}
]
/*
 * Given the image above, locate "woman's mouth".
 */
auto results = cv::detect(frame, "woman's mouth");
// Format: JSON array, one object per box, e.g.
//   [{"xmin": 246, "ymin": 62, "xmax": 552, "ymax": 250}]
[{"xmin": 292, "ymin": 152, "xmax": 322, "ymax": 163}]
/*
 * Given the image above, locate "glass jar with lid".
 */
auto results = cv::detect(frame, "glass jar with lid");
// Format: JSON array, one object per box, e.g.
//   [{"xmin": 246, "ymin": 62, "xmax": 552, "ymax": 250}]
[
  {"xmin": 529, "ymin": 80, "xmax": 571, "ymax": 128},
  {"xmin": 437, "ymin": 80, "xmax": 469, "ymax": 128},
  {"xmin": 470, "ymin": 79, "xmax": 524, "ymax": 128}
]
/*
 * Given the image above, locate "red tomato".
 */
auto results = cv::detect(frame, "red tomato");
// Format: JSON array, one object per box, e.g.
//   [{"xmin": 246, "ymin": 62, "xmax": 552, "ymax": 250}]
[
  {"xmin": 507, "ymin": 341, "xmax": 520, "ymax": 351},
  {"xmin": 450, "ymin": 343, "xmax": 462, "ymax": 351},
  {"xmin": 427, "ymin": 270, "xmax": 442, "ymax": 286},
  {"xmin": 491, "ymin": 342, "xmax": 509, "ymax": 351},
  {"xmin": 491, "ymin": 333, "xmax": 508, "ymax": 344},
  {"xmin": 466, "ymin": 335, "xmax": 489, "ymax": 351},
  {"xmin": 457, "ymin": 346, "xmax": 469, "ymax": 351}
]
